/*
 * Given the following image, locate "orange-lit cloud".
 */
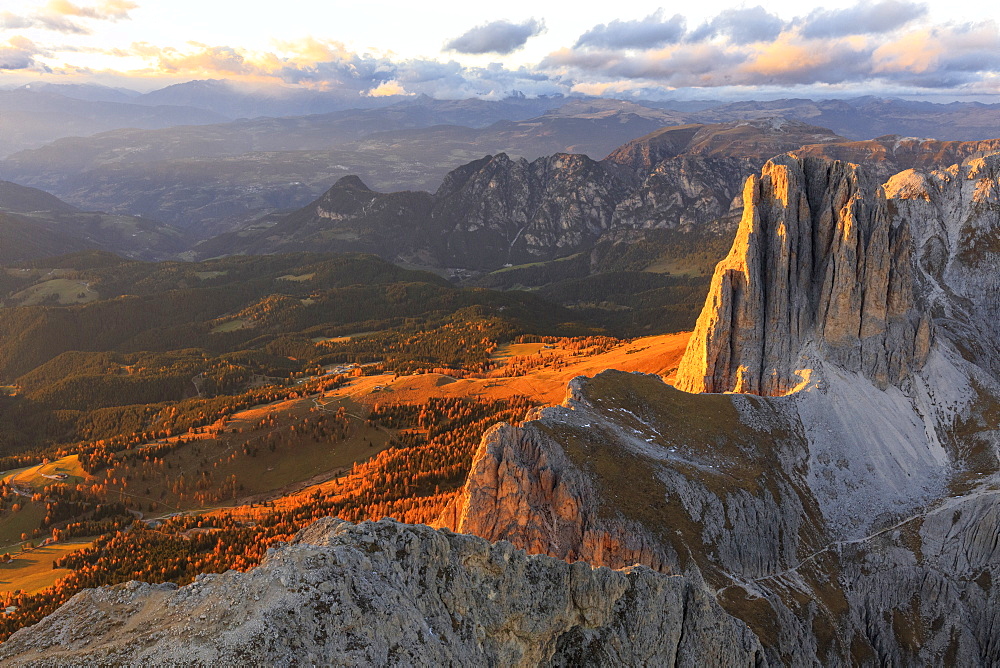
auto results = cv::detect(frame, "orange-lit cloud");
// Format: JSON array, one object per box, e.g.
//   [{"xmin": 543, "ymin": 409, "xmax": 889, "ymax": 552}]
[
  {"xmin": 872, "ymin": 30, "xmax": 941, "ymax": 74},
  {"xmin": 46, "ymin": 0, "xmax": 137, "ymax": 20},
  {"xmin": 740, "ymin": 36, "xmax": 830, "ymax": 77},
  {"xmin": 271, "ymin": 37, "xmax": 353, "ymax": 67},
  {"xmin": 157, "ymin": 43, "xmax": 254, "ymax": 76},
  {"xmin": 367, "ymin": 79, "xmax": 410, "ymax": 97}
]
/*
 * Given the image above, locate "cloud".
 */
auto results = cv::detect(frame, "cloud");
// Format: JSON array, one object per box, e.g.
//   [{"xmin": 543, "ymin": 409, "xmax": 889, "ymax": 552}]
[
  {"xmin": 366, "ymin": 79, "xmax": 411, "ymax": 97},
  {"xmin": 0, "ymin": 1, "xmax": 137, "ymax": 35},
  {"xmin": 572, "ymin": 3, "xmax": 921, "ymax": 52},
  {"xmin": 157, "ymin": 44, "xmax": 253, "ymax": 75},
  {"xmin": 0, "ymin": 12, "xmax": 36, "ymax": 31},
  {"xmin": 543, "ymin": 43, "xmax": 743, "ymax": 87},
  {"xmin": 542, "ymin": 4, "xmax": 1000, "ymax": 96},
  {"xmin": 800, "ymin": 1, "xmax": 927, "ymax": 38},
  {"xmin": 575, "ymin": 10, "xmax": 685, "ymax": 50},
  {"xmin": 0, "ymin": 36, "xmax": 48, "ymax": 71},
  {"xmin": 688, "ymin": 6, "xmax": 786, "ymax": 45},
  {"xmin": 46, "ymin": 0, "xmax": 137, "ymax": 20},
  {"xmin": 737, "ymin": 34, "xmax": 872, "ymax": 85},
  {"xmin": 873, "ymin": 22, "xmax": 1000, "ymax": 82},
  {"xmin": 445, "ymin": 19, "xmax": 544, "ymax": 55},
  {"xmin": 0, "ymin": 11, "xmax": 88, "ymax": 34},
  {"xmin": 544, "ymin": 19, "xmax": 1000, "ymax": 93},
  {"xmin": 101, "ymin": 39, "xmax": 563, "ymax": 100},
  {"xmin": 12, "ymin": 4, "xmax": 1000, "ymax": 101}
]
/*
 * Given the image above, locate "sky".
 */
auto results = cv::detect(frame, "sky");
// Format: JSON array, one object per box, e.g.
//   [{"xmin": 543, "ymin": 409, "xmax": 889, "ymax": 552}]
[{"xmin": 1, "ymin": 0, "xmax": 999, "ymax": 100}]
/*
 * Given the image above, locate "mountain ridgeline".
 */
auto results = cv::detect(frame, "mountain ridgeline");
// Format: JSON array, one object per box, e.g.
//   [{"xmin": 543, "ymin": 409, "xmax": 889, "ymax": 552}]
[
  {"xmin": 10, "ymin": 91, "xmax": 1000, "ymax": 241},
  {"xmin": 195, "ymin": 120, "xmax": 1000, "ymax": 276},
  {"xmin": 0, "ymin": 180, "xmax": 189, "ymax": 264},
  {"xmin": 196, "ymin": 119, "xmax": 848, "ymax": 269}
]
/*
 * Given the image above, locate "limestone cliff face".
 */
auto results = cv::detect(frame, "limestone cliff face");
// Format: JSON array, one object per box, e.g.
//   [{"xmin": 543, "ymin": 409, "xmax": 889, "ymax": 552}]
[
  {"xmin": 437, "ymin": 416, "xmax": 677, "ymax": 573},
  {"xmin": 430, "ymin": 153, "xmax": 633, "ymax": 267},
  {"xmin": 675, "ymin": 155, "xmax": 930, "ymax": 395},
  {"xmin": 439, "ymin": 372, "xmax": 823, "ymax": 579},
  {"xmin": 611, "ymin": 156, "xmax": 752, "ymax": 233},
  {"xmin": 212, "ymin": 120, "xmax": 853, "ymax": 269},
  {"xmin": 792, "ymin": 135, "xmax": 1000, "ymax": 181},
  {"xmin": 0, "ymin": 518, "xmax": 765, "ymax": 667}
]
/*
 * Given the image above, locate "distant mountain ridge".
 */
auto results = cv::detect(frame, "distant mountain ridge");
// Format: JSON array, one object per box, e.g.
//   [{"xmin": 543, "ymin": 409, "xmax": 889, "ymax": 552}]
[
  {"xmin": 198, "ymin": 119, "xmax": 1000, "ymax": 274},
  {"xmin": 9, "ymin": 93, "xmax": 1000, "ymax": 237},
  {"xmin": 193, "ymin": 120, "xmax": 846, "ymax": 269},
  {"xmin": 0, "ymin": 180, "xmax": 187, "ymax": 263},
  {"xmin": 0, "ymin": 89, "xmax": 228, "ymax": 158}
]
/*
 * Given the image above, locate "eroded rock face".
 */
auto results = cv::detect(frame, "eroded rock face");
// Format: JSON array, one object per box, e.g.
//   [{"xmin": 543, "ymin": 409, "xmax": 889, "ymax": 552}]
[
  {"xmin": 0, "ymin": 518, "xmax": 765, "ymax": 667},
  {"xmin": 675, "ymin": 155, "xmax": 929, "ymax": 395},
  {"xmin": 440, "ymin": 373, "xmax": 820, "ymax": 580},
  {"xmin": 430, "ymin": 153, "xmax": 633, "ymax": 267},
  {"xmin": 611, "ymin": 156, "xmax": 752, "ymax": 233}
]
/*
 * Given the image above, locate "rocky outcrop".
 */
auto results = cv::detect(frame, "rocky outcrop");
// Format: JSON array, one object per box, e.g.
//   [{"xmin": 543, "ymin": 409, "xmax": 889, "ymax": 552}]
[
  {"xmin": 0, "ymin": 517, "xmax": 765, "ymax": 667},
  {"xmin": 611, "ymin": 156, "xmax": 752, "ymax": 233},
  {"xmin": 437, "ymin": 416, "xmax": 677, "ymax": 573},
  {"xmin": 793, "ymin": 135, "xmax": 1000, "ymax": 181},
  {"xmin": 439, "ymin": 368, "xmax": 1000, "ymax": 666},
  {"xmin": 675, "ymin": 155, "xmax": 930, "ymax": 395},
  {"xmin": 440, "ymin": 371, "xmax": 823, "ymax": 576}
]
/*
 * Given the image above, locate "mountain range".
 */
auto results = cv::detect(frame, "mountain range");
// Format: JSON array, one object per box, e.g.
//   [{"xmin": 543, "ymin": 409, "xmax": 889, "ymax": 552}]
[
  {"xmin": 5, "ymin": 144, "xmax": 1000, "ymax": 665},
  {"xmin": 0, "ymin": 180, "xmax": 187, "ymax": 264},
  {"xmin": 6, "ymin": 84, "xmax": 1000, "ymax": 664},
  {"xmin": 192, "ymin": 119, "xmax": 1000, "ymax": 273},
  {"xmin": 8, "ymin": 92, "xmax": 1000, "ymax": 237}
]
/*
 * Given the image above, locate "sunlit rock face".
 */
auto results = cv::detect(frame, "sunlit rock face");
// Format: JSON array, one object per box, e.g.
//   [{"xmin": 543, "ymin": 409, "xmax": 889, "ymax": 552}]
[
  {"xmin": 675, "ymin": 155, "xmax": 930, "ymax": 396},
  {"xmin": 441, "ymin": 154, "xmax": 1000, "ymax": 665}
]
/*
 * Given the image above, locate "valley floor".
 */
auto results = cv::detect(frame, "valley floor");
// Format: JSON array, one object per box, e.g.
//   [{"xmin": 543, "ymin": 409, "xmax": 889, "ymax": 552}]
[{"xmin": 0, "ymin": 331, "xmax": 690, "ymax": 638}]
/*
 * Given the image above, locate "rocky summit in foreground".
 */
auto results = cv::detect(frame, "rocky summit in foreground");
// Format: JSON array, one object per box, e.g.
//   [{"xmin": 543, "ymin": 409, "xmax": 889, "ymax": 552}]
[{"xmin": 0, "ymin": 517, "xmax": 764, "ymax": 667}]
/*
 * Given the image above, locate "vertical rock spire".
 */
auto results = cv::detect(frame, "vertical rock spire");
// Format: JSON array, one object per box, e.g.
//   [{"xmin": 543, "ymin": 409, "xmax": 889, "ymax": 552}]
[{"xmin": 676, "ymin": 155, "xmax": 930, "ymax": 395}]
